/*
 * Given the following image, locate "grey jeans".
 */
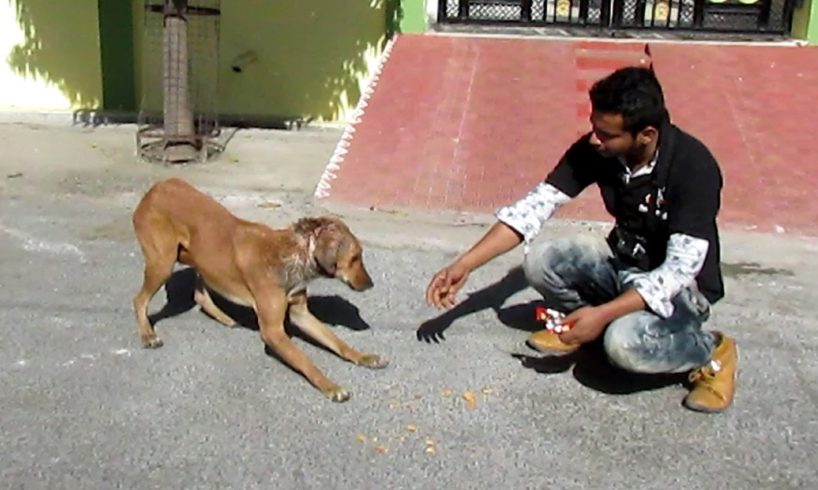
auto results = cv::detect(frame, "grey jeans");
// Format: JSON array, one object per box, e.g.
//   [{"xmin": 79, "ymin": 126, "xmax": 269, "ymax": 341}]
[{"xmin": 522, "ymin": 237, "xmax": 717, "ymax": 374}]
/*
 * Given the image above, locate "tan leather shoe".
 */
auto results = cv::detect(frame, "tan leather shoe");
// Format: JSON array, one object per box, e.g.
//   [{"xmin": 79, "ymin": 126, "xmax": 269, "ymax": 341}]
[
  {"xmin": 684, "ymin": 332, "xmax": 738, "ymax": 413},
  {"xmin": 526, "ymin": 329, "xmax": 580, "ymax": 354}
]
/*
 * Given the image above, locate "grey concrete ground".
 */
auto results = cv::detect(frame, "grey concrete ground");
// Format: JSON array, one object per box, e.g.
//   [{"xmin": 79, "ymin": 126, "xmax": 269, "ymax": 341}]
[{"xmin": 1, "ymin": 121, "xmax": 817, "ymax": 489}]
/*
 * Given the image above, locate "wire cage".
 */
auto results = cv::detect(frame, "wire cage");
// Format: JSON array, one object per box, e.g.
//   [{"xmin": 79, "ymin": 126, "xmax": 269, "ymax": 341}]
[{"xmin": 137, "ymin": 0, "xmax": 222, "ymax": 164}]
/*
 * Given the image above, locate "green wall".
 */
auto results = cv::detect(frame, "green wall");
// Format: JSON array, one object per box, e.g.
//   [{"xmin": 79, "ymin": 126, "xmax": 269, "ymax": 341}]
[
  {"xmin": 98, "ymin": 0, "xmax": 136, "ymax": 112},
  {"xmin": 111, "ymin": 0, "xmax": 427, "ymax": 117},
  {"xmin": 792, "ymin": 0, "xmax": 818, "ymax": 43},
  {"xmin": 399, "ymin": 0, "xmax": 428, "ymax": 34},
  {"xmin": 132, "ymin": 0, "xmax": 396, "ymax": 124},
  {"xmin": 219, "ymin": 1, "xmax": 389, "ymax": 122}
]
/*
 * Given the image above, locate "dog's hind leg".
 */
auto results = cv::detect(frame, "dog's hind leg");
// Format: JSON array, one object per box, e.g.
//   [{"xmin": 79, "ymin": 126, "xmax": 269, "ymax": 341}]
[
  {"xmin": 194, "ymin": 275, "xmax": 237, "ymax": 327},
  {"xmin": 287, "ymin": 292, "xmax": 388, "ymax": 369},
  {"xmin": 132, "ymin": 218, "xmax": 178, "ymax": 349}
]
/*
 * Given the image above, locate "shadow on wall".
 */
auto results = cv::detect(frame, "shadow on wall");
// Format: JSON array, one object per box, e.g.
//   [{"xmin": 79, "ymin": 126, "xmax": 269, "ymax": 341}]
[
  {"xmin": 132, "ymin": 0, "xmax": 403, "ymax": 125},
  {"xmin": 6, "ymin": 0, "xmax": 103, "ymax": 109},
  {"xmin": 218, "ymin": 0, "xmax": 402, "ymax": 123}
]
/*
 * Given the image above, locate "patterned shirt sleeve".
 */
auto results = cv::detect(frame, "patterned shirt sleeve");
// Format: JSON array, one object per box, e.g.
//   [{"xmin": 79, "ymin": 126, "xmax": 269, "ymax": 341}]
[
  {"xmin": 624, "ymin": 233, "xmax": 709, "ymax": 318},
  {"xmin": 495, "ymin": 182, "xmax": 572, "ymax": 245}
]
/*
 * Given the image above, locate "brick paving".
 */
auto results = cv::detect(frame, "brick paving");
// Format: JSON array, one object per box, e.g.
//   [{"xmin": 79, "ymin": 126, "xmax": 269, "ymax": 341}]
[{"xmin": 316, "ymin": 33, "xmax": 818, "ymax": 236}]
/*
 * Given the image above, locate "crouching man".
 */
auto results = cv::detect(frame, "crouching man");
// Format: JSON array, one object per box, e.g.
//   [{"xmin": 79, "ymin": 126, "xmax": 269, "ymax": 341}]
[{"xmin": 424, "ymin": 66, "xmax": 737, "ymax": 413}]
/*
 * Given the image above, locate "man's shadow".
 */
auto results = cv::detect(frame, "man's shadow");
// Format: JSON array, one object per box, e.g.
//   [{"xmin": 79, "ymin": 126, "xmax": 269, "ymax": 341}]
[
  {"xmin": 510, "ymin": 346, "xmax": 688, "ymax": 396},
  {"xmin": 147, "ymin": 267, "xmax": 372, "ymax": 361},
  {"xmin": 416, "ymin": 266, "xmax": 535, "ymax": 343},
  {"xmin": 417, "ymin": 265, "xmax": 687, "ymax": 395}
]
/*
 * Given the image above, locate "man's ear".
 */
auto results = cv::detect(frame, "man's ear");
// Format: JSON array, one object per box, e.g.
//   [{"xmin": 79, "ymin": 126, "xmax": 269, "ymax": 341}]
[{"xmin": 637, "ymin": 125, "xmax": 658, "ymax": 146}]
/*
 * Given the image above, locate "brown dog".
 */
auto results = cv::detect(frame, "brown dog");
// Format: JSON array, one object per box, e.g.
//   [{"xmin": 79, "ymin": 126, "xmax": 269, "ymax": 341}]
[{"xmin": 132, "ymin": 177, "xmax": 387, "ymax": 402}]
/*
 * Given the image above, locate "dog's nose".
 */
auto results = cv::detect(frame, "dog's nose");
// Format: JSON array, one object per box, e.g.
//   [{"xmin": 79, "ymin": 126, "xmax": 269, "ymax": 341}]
[{"xmin": 357, "ymin": 276, "xmax": 374, "ymax": 291}]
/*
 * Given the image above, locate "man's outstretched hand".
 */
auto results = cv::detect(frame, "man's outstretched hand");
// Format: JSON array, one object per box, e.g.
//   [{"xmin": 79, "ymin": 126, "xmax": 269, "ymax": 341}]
[
  {"xmin": 425, "ymin": 262, "xmax": 470, "ymax": 309},
  {"xmin": 424, "ymin": 221, "xmax": 522, "ymax": 310}
]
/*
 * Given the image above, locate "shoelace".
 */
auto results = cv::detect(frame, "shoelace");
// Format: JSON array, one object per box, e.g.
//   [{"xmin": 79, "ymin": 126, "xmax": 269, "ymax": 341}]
[
  {"xmin": 688, "ymin": 359, "xmax": 722, "ymax": 384},
  {"xmin": 687, "ymin": 359, "xmax": 728, "ymax": 401}
]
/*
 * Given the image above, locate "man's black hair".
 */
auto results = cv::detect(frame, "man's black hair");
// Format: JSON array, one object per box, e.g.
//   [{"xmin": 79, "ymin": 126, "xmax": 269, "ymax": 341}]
[{"xmin": 589, "ymin": 66, "xmax": 669, "ymax": 135}]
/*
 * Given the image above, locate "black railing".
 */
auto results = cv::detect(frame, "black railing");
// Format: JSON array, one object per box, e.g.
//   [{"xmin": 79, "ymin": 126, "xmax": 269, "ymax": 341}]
[
  {"xmin": 438, "ymin": 0, "xmax": 796, "ymax": 33},
  {"xmin": 440, "ymin": 0, "xmax": 607, "ymax": 27}
]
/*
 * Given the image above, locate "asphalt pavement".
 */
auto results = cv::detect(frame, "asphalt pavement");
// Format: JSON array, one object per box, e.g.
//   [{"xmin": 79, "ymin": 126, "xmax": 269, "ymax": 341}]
[{"xmin": 1, "ymin": 122, "xmax": 816, "ymax": 489}]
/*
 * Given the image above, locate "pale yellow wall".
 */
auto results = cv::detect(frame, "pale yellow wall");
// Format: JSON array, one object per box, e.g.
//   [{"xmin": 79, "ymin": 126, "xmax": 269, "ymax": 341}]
[
  {"xmin": 133, "ymin": 0, "xmax": 389, "ymax": 124},
  {"xmin": 0, "ymin": 0, "xmax": 102, "ymax": 112}
]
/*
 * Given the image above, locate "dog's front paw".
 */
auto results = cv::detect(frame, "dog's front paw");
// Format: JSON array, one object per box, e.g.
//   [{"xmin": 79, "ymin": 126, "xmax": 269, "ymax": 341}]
[
  {"xmin": 141, "ymin": 335, "xmax": 164, "ymax": 349},
  {"xmin": 323, "ymin": 385, "xmax": 351, "ymax": 403},
  {"xmin": 358, "ymin": 354, "xmax": 389, "ymax": 369}
]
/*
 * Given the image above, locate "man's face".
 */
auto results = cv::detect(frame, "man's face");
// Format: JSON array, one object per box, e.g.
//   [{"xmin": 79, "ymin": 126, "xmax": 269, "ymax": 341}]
[{"xmin": 588, "ymin": 111, "xmax": 636, "ymax": 158}]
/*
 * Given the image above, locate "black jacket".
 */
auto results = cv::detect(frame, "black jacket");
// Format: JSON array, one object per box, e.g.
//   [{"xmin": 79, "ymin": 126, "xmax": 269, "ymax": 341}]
[{"xmin": 545, "ymin": 122, "xmax": 725, "ymax": 304}]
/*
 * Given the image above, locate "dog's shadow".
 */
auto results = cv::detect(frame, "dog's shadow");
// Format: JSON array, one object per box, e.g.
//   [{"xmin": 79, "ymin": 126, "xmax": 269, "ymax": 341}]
[
  {"xmin": 148, "ymin": 267, "xmax": 372, "ymax": 335},
  {"xmin": 417, "ymin": 265, "xmax": 687, "ymax": 395}
]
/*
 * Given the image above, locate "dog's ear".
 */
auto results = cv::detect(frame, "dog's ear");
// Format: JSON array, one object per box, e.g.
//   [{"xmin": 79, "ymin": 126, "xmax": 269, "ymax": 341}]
[{"xmin": 313, "ymin": 221, "xmax": 349, "ymax": 276}]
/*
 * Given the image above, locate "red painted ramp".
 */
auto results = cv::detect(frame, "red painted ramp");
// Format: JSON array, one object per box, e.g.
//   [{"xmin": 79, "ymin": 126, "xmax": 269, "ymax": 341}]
[
  {"xmin": 314, "ymin": 34, "xmax": 818, "ymax": 236},
  {"xmin": 651, "ymin": 43, "xmax": 818, "ymax": 235}
]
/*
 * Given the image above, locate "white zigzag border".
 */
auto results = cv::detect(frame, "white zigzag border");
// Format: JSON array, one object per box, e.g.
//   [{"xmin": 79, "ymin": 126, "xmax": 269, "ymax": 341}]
[{"xmin": 313, "ymin": 35, "xmax": 398, "ymax": 200}]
